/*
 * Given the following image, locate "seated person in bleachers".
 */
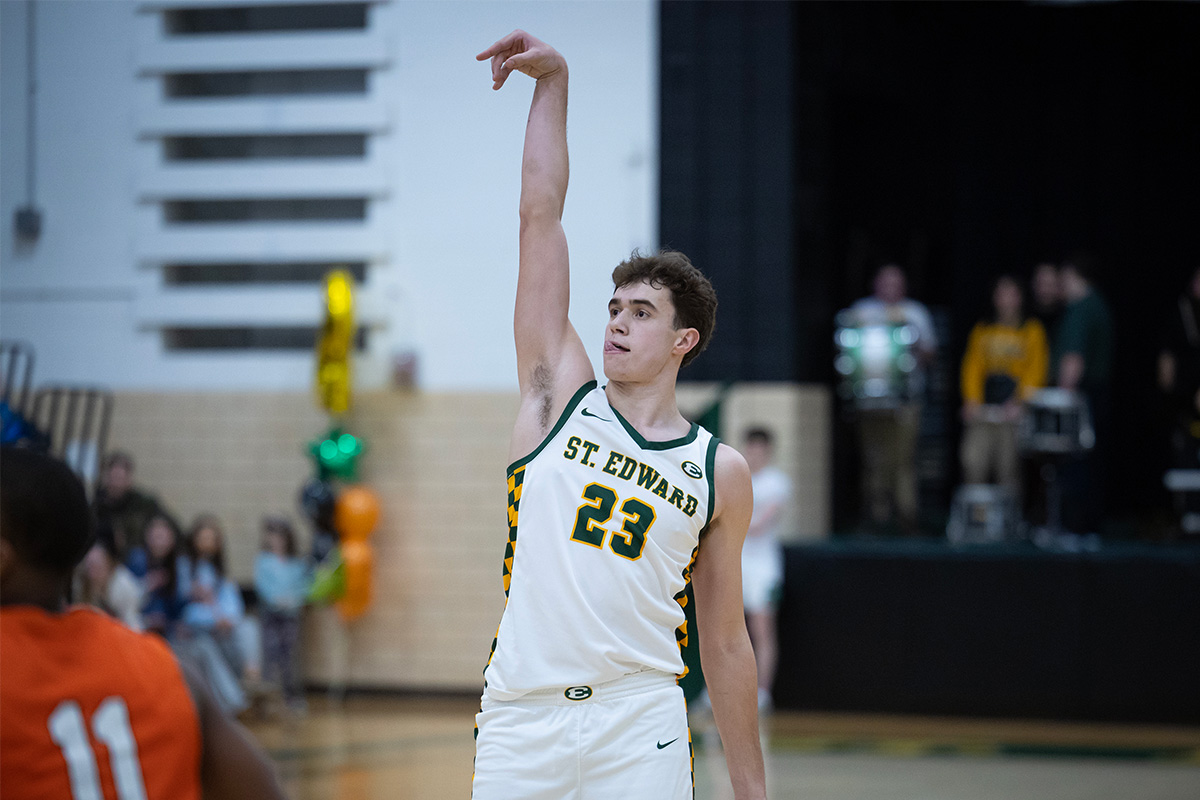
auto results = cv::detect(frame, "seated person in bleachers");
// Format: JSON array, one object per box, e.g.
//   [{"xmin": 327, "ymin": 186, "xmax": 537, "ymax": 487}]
[
  {"xmin": 960, "ymin": 275, "xmax": 1048, "ymax": 495},
  {"xmin": 93, "ymin": 451, "xmax": 166, "ymax": 560},
  {"xmin": 137, "ymin": 513, "xmax": 187, "ymax": 638},
  {"xmin": 174, "ymin": 514, "xmax": 250, "ymax": 714},
  {"xmin": 74, "ymin": 524, "xmax": 144, "ymax": 631}
]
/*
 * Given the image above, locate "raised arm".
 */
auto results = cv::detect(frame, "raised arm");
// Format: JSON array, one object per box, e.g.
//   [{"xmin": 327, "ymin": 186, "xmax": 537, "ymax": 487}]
[
  {"xmin": 477, "ymin": 31, "xmax": 594, "ymax": 456},
  {"xmin": 691, "ymin": 444, "xmax": 767, "ymax": 800}
]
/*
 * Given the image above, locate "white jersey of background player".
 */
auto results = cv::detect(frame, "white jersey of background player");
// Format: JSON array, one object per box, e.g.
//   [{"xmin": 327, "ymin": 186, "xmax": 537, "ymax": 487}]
[
  {"xmin": 740, "ymin": 427, "xmax": 791, "ymax": 712},
  {"xmin": 472, "ymin": 30, "xmax": 766, "ymax": 800}
]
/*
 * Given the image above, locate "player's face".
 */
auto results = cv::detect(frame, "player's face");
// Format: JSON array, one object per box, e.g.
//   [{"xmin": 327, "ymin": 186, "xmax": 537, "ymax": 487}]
[{"xmin": 603, "ymin": 281, "xmax": 688, "ymax": 382}]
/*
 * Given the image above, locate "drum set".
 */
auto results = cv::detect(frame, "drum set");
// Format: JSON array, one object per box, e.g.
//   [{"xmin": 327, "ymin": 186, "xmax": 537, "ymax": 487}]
[
  {"xmin": 946, "ymin": 388, "xmax": 1095, "ymax": 546},
  {"xmin": 833, "ymin": 312, "xmax": 920, "ymax": 411},
  {"xmin": 833, "ymin": 315, "xmax": 1096, "ymax": 547}
]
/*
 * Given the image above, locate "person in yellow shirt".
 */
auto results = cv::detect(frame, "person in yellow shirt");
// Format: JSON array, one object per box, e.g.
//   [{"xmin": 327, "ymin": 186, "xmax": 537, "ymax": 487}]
[{"xmin": 960, "ymin": 275, "xmax": 1049, "ymax": 494}]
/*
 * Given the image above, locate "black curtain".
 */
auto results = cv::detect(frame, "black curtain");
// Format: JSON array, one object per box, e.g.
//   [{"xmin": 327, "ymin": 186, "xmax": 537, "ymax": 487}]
[{"xmin": 661, "ymin": 1, "xmax": 1200, "ymax": 526}]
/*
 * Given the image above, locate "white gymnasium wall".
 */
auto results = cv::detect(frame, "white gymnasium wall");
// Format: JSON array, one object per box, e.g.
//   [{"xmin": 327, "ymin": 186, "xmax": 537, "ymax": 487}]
[{"xmin": 0, "ymin": 0, "xmax": 658, "ymax": 393}]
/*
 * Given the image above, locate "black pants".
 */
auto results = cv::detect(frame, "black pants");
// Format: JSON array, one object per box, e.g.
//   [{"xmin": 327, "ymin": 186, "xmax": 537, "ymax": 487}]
[{"xmin": 1060, "ymin": 390, "xmax": 1110, "ymax": 534}]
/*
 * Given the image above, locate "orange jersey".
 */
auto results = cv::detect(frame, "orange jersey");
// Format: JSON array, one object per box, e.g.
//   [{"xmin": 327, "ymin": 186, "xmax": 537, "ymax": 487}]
[{"xmin": 1, "ymin": 605, "xmax": 202, "ymax": 800}]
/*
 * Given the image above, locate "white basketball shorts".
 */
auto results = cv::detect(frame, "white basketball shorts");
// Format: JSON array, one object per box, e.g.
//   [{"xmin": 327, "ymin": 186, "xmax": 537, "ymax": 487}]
[{"xmin": 472, "ymin": 670, "xmax": 692, "ymax": 800}]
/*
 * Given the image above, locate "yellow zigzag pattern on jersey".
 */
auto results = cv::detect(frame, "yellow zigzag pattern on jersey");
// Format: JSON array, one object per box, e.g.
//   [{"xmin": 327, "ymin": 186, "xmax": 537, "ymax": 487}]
[
  {"xmin": 672, "ymin": 544, "xmax": 700, "ymax": 680},
  {"xmin": 482, "ymin": 465, "xmax": 526, "ymax": 683},
  {"xmin": 503, "ymin": 466, "xmax": 525, "ymax": 596}
]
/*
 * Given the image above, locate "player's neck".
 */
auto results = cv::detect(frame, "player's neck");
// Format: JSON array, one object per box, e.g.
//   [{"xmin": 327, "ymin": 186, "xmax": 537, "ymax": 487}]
[
  {"xmin": 603, "ymin": 380, "xmax": 688, "ymax": 439},
  {"xmin": 0, "ymin": 571, "xmax": 69, "ymax": 613}
]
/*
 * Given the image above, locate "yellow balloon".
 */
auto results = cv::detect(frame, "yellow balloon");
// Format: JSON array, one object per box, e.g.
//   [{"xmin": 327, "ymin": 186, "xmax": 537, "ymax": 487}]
[{"xmin": 316, "ymin": 269, "xmax": 355, "ymax": 414}]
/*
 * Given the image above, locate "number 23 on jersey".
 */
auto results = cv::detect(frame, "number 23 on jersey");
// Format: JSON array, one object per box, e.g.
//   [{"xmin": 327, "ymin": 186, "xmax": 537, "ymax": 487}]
[{"xmin": 570, "ymin": 482, "xmax": 656, "ymax": 560}]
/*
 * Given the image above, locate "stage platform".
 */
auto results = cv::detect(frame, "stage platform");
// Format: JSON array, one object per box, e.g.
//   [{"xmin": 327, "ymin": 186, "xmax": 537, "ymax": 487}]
[{"xmin": 774, "ymin": 539, "xmax": 1200, "ymax": 724}]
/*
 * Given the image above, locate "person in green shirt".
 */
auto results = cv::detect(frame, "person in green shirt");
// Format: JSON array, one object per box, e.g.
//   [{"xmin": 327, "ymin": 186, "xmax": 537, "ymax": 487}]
[
  {"xmin": 1053, "ymin": 260, "xmax": 1113, "ymax": 395},
  {"xmin": 93, "ymin": 451, "xmax": 166, "ymax": 561}
]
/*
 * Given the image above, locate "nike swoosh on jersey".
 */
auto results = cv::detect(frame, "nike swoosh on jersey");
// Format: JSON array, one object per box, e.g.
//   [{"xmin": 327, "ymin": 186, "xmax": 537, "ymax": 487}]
[
  {"xmin": 657, "ymin": 737, "xmax": 679, "ymax": 749},
  {"xmin": 581, "ymin": 407, "xmax": 612, "ymax": 421}
]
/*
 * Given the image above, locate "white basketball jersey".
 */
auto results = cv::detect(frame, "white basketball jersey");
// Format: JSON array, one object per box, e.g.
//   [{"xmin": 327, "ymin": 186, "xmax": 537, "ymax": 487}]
[{"xmin": 483, "ymin": 382, "xmax": 719, "ymax": 701}]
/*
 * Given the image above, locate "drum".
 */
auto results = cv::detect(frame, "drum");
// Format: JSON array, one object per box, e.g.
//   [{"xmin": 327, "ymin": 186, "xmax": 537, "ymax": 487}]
[
  {"xmin": 946, "ymin": 483, "xmax": 1021, "ymax": 545},
  {"xmin": 1020, "ymin": 388, "xmax": 1094, "ymax": 455},
  {"xmin": 833, "ymin": 312, "xmax": 919, "ymax": 410}
]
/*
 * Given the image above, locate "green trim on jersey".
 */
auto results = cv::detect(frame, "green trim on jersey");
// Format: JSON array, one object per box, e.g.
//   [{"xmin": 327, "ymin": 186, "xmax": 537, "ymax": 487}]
[
  {"xmin": 703, "ymin": 435, "xmax": 720, "ymax": 529},
  {"xmin": 609, "ymin": 403, "xmax": 700, "ymax": 451},
  {"xmin": 507, "ymin": 381, "xmax": 598, "ymax": 474}
]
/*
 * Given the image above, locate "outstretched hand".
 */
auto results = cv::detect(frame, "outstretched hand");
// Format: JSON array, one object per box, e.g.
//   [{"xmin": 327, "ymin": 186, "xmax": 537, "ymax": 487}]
[{"xmin": 476, "ymin": 29, "xmax": 566, "ymax": 90}]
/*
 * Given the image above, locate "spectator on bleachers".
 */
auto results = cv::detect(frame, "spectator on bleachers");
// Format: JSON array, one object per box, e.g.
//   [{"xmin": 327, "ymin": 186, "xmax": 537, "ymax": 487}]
[
  {"xmin": 174, "ymin": 515, "xmax": 249, "ymax": 714},
  {"xmin": 74, "ymin": 525, "xmax": 143, "ymax": 631},
  {"xmin": 960, "ymin": 275, "xmax": 1049, "ymax": 495},
  {"xmin": 136, "ymin": 513, "xmax": 187, "ymax": 638},
  {"xmin": 93, "ymin": 451, "xmax": 165, "ymax": 560},
  {"xmin": 255, "ymin": 515, "xmax": 311, "ymax": 712}
]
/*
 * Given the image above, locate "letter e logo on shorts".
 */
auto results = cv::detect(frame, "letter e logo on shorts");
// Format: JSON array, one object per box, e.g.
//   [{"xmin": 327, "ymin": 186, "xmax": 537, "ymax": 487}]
[
  {"xmin": 564, "ymin": 686, "xmax": 593, "ymax": 701},
  {"xmin": 681, "ymin": 461, "xmax": 703, "ymax": 480}
]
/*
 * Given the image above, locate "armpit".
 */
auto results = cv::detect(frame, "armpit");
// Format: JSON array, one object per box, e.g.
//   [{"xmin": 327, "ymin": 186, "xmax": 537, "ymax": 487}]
[{"xmin": 532, "ymin": 363, "xmax": 554, "ymax": 431}]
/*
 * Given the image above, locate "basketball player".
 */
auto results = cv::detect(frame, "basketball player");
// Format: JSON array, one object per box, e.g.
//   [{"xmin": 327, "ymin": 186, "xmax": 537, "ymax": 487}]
[
  {"xmin": 472, "ymin": 30, "xmax": 766, "ymax": 799},
  {"xmin": 740, "ymin": 428, "xmax": 791, "ymax": 713},
  {"xmin": 0, "ymin": 447, "xmax": 287, "ymax": 800}
]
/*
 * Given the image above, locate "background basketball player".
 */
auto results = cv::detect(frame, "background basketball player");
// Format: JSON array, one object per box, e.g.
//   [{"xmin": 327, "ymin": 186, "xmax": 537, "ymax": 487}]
[{"xmin": 0, "ymin": 446, "xmax": 287, "ymax": 800}]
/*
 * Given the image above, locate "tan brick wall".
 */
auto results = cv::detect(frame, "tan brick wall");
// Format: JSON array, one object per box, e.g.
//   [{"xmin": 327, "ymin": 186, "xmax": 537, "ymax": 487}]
[
  {"xmin": 677, "ymin": 382, "xmax": 832, "ymax": 541},
  {"xmin": 106, "ymin": 383, "xmax": 829, "ymax": 690}
]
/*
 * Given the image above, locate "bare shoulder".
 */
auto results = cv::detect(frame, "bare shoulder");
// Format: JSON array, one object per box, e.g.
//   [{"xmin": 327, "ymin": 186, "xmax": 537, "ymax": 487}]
[{"xmin": 711, "ymin": 442, "xmax": 753, "ymax": 526}]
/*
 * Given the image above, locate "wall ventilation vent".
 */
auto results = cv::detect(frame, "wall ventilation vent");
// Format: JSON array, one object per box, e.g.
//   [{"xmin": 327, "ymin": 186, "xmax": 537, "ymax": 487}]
[{"xmin": 134, "ymin": 0, "xmax": 391, "ymax": 361}]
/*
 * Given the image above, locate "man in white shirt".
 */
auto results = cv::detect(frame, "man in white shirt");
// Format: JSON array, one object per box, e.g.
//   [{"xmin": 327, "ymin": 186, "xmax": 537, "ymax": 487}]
[{"xmin": 849, "ymin": 264, "xmax": 938, "ymax": 533}]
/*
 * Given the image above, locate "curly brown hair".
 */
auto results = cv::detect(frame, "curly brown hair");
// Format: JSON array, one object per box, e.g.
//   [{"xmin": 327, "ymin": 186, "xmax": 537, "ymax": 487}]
[{"xmin": 611, "ymin": 250, "xmax": 717, "ymax": 368}]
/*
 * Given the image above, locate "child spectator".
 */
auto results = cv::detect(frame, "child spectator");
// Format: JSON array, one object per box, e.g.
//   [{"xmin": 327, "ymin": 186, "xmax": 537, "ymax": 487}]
[
  {"xmin": 74, "ymin": 525, "xmax": 144, "ymax": 631},
  {"xmin": 138, "ymin": 513, "xmax": 186, "ymax": 638},
  {"xmin": 254, "ymin": 515, "xmax": 311, "ymax": 712},
  {"xmin": 175, "ymin": 515, "xmax": 249, "ymax": 714}
]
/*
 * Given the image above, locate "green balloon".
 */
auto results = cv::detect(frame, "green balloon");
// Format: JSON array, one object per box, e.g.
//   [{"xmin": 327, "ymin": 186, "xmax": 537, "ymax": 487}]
[{"xmin": 307, "ymin": 426, "xmax": 364, "ymax": 481}]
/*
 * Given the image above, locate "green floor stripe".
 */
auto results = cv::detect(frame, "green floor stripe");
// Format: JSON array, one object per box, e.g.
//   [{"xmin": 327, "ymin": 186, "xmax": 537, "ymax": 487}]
[{"xmin": 766, "ymin": 735, "xmax": 1200, "ymax": 764}]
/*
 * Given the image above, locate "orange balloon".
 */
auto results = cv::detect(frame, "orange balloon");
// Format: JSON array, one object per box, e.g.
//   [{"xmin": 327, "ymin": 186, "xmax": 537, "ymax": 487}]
[
  {"xmin": 337, "ymin": 540, "xmax": 373, "ymax": 621},
  {"xmin": 336, "ymin": 485, "xmax": 380, "ymax": 542}
]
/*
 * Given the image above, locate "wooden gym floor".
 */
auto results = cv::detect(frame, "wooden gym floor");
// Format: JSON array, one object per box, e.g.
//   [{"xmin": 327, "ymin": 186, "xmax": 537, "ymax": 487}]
[{"xmin": 245, "ymin": 694, "xmax": 1200, "ymax": 799}]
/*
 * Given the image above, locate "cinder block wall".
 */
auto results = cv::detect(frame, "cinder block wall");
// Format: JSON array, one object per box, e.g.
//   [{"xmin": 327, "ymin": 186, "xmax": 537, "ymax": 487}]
[{"xmin": 108, "ymin": 384, "xmax": 829, "ymax": 690}]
